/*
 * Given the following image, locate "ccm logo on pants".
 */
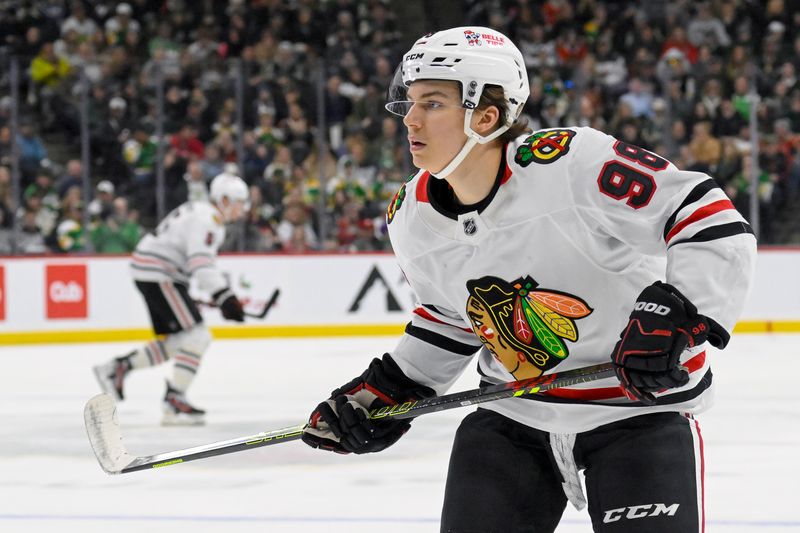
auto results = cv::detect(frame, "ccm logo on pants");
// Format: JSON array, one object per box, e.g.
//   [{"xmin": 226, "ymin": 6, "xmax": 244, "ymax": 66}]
[{"xmin": 603, "ymin": 503, "xmax": 680, "ymax": 523}]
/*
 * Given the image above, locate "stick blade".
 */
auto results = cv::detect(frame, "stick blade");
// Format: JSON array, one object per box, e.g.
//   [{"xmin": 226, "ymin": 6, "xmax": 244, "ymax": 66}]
[
  {"xmin": 245, "ymin": 288, "xmax": 279, "ymax": 318},
  {"xmin": 84, "ymin": 393, "xmax": 135, "ymax": 475}
]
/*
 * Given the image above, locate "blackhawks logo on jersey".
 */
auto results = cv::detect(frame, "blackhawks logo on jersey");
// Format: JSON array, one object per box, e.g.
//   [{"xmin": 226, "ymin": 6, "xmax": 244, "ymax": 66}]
[
  {"xmin": 386, "ymin": 174, "xmax": 414, "ymax": 224},
  {"xmin": 466, "ymin": 275, "xmax": 592, "ymax": 379},
  {"xmin": 514, "ymin": 129, "xmax": 576, "ymax": 166}
]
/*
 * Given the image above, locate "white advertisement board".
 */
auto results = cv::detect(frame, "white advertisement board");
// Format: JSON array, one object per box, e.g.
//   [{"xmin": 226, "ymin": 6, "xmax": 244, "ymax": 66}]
[
  {"xmin": 0, "ymin": 248, "xmax": 798, "ymax": 343},
  {"xmin": 0, "ymin": 254, "xmax": 414, "ymax": 341}
]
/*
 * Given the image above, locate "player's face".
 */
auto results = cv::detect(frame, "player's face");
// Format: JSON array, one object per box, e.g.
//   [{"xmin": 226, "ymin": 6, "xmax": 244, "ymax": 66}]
[
  {"xmin": 403, "ymin": 81, "xmax": 467, "ymax": 174},
  {"xmin": 223, "ymin": 199, "xmax": 247, "ymax": 222},
  {"xmin": 232, "ymin": 199, "xmax": 248, "ymax": 221}
]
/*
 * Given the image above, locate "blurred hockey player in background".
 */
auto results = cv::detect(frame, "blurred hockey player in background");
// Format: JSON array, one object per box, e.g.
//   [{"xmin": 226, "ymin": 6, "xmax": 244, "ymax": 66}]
[
  {"xmin": 93, "ymin": 172, "xmax": 249, "ymax": 425},
  {"xmin": 300, "ymin": 27, "xmax": 757, "ymax": 532}
]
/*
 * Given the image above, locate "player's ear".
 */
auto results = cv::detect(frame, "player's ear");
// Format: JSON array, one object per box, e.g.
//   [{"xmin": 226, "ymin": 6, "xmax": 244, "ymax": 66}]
[{"xmin": 472, "ymin": 105, "xmax": 501, "ymax": 136}]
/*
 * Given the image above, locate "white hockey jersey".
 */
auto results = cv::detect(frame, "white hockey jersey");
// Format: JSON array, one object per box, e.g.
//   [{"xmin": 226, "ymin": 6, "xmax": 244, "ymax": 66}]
[
  {"xmin": 130, "ymin": 201, "xmax": 228, "ymax": 295},
  {"xmin": 385, "ymin": 127, "xmax": 757, "ymax": 434}
]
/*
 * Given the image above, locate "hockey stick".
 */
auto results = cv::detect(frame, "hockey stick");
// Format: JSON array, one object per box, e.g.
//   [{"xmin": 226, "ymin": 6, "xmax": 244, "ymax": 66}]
[
  {"xmin": 197, "ymin": 288, "xmax": 280, "ymax": 319},
  {"xmin": 246, "ymin": 287, "xmax": 280, "ymax": 319},
  {"xmin": 84, "ymin": 362, "xmax": 615, "ymax": 475}
]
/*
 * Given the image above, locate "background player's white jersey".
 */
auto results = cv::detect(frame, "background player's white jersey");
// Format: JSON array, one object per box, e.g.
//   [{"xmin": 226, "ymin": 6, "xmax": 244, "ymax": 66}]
[
  {"xmin": 131, "ymin": 201, "xmax": 228, "ymax": 294},
  {"xmin": 386, "ymin": 127, "xmax": 757, "ymax": 434}
]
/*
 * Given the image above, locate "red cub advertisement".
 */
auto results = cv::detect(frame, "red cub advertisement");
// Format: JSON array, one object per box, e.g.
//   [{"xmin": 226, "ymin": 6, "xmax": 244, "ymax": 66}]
[
  {"xmin": 0, "ymin": 265, "xmax": 5, "ymax": 320},
  {"xmin": 46, "ymin": 264, "xmax": 88, "ymax": 319}
]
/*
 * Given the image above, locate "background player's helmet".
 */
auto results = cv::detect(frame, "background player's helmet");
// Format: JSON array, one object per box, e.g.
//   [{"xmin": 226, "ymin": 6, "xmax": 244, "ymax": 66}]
[
  {"xmin": 385, "ymin": 27, "xmax": 529, "ymax": 178},
  {"xmin": 209, "ymin": 172, "xmax": 250, "ymax": 210}
]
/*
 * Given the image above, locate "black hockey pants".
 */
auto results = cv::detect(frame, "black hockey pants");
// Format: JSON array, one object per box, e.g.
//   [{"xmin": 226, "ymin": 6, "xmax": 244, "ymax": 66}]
[{"xmin": 441, "ymin": 409, "xmax": 703, "ymax": 532}]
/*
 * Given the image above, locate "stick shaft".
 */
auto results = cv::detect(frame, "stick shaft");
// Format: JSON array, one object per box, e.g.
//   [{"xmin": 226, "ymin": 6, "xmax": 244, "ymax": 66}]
[
  {"xmin": 85, "ymin": 362, "xmax": 615, "ymax": 474},
  {"xmin": 368, "ymin": 362, "xmax": 615, "ymax": 420},
  {"xmin": 120, "ymin": 424, "xmax": 305, "ymax": 473}
]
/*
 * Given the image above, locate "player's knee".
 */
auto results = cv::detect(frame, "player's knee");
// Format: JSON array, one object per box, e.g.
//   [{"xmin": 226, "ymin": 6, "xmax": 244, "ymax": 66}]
[
  {"xmin": 168, "ymin": 325, "xmax": 212, "ymax": 356},
  {"xmin": 182, "ymin": 325, "xmax": 213, "ymax": 354}
]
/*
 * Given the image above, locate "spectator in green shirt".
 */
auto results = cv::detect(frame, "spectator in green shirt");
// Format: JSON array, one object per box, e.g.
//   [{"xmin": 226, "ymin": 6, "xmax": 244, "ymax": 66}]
[
  {"xmin": 90, "ymin": 197, "xmax": 142, "ymax": 253},
  {"xmin": 731, "ymin": 75, "xmax": 751, "ymax": 121},
  {"xmin": 123, "ymin": 123, "xmax": 157, "ymax": 186}
]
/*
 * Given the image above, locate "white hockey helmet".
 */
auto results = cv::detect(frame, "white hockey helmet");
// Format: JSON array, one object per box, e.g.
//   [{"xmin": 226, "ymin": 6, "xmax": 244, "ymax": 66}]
[
  {"xmin": 386, "ymin": 27, "xmax": 529, "ymax": 178},
  {"xmin": 209, "ymin": 172, "xmax": 250, "ymax": 210}
]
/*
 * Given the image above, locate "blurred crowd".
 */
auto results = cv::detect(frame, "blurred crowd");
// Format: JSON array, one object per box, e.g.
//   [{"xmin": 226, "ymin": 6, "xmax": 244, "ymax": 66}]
[{"xmin": 1, "ymin": 0, "xmax": 800, "ymax": 255}]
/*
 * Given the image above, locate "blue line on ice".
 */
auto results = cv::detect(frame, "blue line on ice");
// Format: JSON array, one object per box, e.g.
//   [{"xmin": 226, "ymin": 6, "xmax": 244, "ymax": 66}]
[{"xmin": 1, "ymin": 515, "xmax": 799, "ymax": 528}]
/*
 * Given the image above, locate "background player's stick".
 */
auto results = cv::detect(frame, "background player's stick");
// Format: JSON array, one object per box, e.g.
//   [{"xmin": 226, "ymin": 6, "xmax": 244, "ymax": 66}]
[
  {"xmin": 197, "ymin": 288, "xmax": 280, "ymax": 319},
  {"xmin": 246, "ymin": 288, "xmax": 280, "ymax": 318},
  {"xmin": 84, "ymin": 362, "xmax": 615, "ymax": 475}
]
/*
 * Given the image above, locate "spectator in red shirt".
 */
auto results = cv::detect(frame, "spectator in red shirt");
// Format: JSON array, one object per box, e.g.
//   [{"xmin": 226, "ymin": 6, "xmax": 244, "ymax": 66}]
[
  {"xmin": 169, "ymin": 122, "xmax": 205, "ymax": 160},
  {"xmin": 662, "ymin": 27, "xmax": 698, "ymax": 64}
]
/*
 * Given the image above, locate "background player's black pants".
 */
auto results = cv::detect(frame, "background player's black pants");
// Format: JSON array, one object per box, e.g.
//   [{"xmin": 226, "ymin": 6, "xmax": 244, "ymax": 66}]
[
  {"xmin": 441, "ymin": 409, "xmax": 703, "ymax": 533},
  {"xmin": 135, "ymin": 280, "xmax": 202, "ymax": 335}
]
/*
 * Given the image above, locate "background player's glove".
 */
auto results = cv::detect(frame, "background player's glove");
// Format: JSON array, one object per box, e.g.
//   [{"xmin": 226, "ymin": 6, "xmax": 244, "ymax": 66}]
[
  {"xmin": 302, "ymin": 354, "xmax": 435, "ymax": 455},
  {"xmin": 611, "ymin": 281, "xmax": 727, "ymax": 405},
  {"xmin": 212, "ymin": 288, "xmax": 245, "ymax": 322}
]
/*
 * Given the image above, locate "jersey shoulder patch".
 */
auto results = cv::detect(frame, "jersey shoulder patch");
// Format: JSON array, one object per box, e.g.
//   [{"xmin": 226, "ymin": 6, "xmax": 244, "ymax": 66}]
[
  {"xmin": 386, "ymin": 172, "xmax": 418, "ymax": 224},
  {"xmin": 193, "ymin": 201, "xmax": 224, "ymax": 227},
  {"xmin": 514, "ymin": 128, "xmax": 577, "ymax": 167}
]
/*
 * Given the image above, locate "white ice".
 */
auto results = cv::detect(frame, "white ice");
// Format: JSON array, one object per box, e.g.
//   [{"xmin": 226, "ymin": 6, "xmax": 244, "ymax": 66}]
[{"xmin": 0, "ymin": 334, "xmax": 798, "ymax": 532}]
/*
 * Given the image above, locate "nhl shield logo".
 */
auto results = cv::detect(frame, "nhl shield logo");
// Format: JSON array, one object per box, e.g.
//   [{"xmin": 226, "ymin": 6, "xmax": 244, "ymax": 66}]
[{"xmin": 463, "ymin": 217, "xmax": 478, "ymax": 236}]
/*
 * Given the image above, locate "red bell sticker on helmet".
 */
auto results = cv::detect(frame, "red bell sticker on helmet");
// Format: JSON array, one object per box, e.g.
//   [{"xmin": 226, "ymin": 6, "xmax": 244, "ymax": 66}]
[
  {"xmin": 463, "ymin": 30, "xmax": 482, "ymax": 46},
  {"xmin": 46, "ymin": 264, "xmax": 88, "ymax": 319}
]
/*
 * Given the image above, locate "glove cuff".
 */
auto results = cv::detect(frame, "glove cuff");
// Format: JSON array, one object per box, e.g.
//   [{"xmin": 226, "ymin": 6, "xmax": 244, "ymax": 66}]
[
  {"xmin": 706, "ymin": 316, "xmax": 730, "ymax": 349},
  {"xmin": 330, "ymin": 354, "xmax": 436, "ymax": 409},
  {"xmin": 212, "ymin": 287, "xmax": 234, "ymax": 306},
  {"xmin": 654, "ymin": 281, "xmax": 730, "ymax": 349},
  {"xmin": 652, "ymin": 281, "xmax": 695, "ymax": 311},
  {"xmin": 374, "ymin": 354, "xmax": 437, "ymax": 400}
]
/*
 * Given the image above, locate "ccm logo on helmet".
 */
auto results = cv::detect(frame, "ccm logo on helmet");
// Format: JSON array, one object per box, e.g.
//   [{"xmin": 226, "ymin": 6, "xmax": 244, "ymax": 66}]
[
  {"xmin": 49, "ymin": 280, "xmax": 84, "ymax": 302},
  {"xmin": 405, "ymin": 53, "xmax": 424, "ymax": 61},
  {"xmin": 603, "ymin": 503, "xmax": 680, "ymax": 523},
  {"xmin": 634, "ymin": 302, "xmax": 671, "ymax": 315}
]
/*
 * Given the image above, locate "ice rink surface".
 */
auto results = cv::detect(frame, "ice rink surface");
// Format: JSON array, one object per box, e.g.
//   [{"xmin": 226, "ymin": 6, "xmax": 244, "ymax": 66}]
[{"xmin": 0, "ymin": 333, "xmax": 798, "ymax": 532}]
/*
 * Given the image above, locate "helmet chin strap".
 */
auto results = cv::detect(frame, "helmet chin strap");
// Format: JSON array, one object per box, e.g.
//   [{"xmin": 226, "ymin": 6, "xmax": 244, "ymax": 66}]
[
  {"xmin": 431, "ymin": 109, "xmax": 510, "ymax": 179},
  {"xmin": 432, "ymin": 137, "xmax": 478, "ymax": 179}
]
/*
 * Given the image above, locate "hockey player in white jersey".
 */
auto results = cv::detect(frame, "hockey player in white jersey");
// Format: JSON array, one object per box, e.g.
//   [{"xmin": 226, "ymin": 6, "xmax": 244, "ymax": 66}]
[
  {"xmin": 301, "ymin": 27, "xmax": 757, "ymax": 532},
  {"xmin": 93, "ymin": 172, "xmax": 249, "ymax": 425}
]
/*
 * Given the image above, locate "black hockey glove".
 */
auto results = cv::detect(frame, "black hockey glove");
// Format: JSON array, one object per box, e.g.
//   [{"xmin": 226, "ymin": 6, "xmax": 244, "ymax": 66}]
[
  {"xmin": 612, "ymin": 281, "xmax": 728, "ymax": 405},
  {"xmin": 302, "ymin": 354, "xmax": 435, "ymax": 455},
  {"xmin": 212, "ymin": 288, "xmax": 245, "ymax": 322}
]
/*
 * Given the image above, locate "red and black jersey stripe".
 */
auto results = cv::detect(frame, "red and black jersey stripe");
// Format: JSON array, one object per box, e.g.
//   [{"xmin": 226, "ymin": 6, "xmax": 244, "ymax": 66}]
[
  {"xmin": 405, "ymin": 322, "xmax": 482, "ymax": 356},
  {"xmin": 663, "ymin": 179, "xmax": 754, "ymax": 247}
]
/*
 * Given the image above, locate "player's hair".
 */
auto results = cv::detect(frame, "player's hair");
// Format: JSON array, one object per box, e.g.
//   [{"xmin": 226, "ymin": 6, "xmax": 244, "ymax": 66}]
[{"xmin": 478, "ymin": 84, "xmax": 531, "ymax": 143}]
